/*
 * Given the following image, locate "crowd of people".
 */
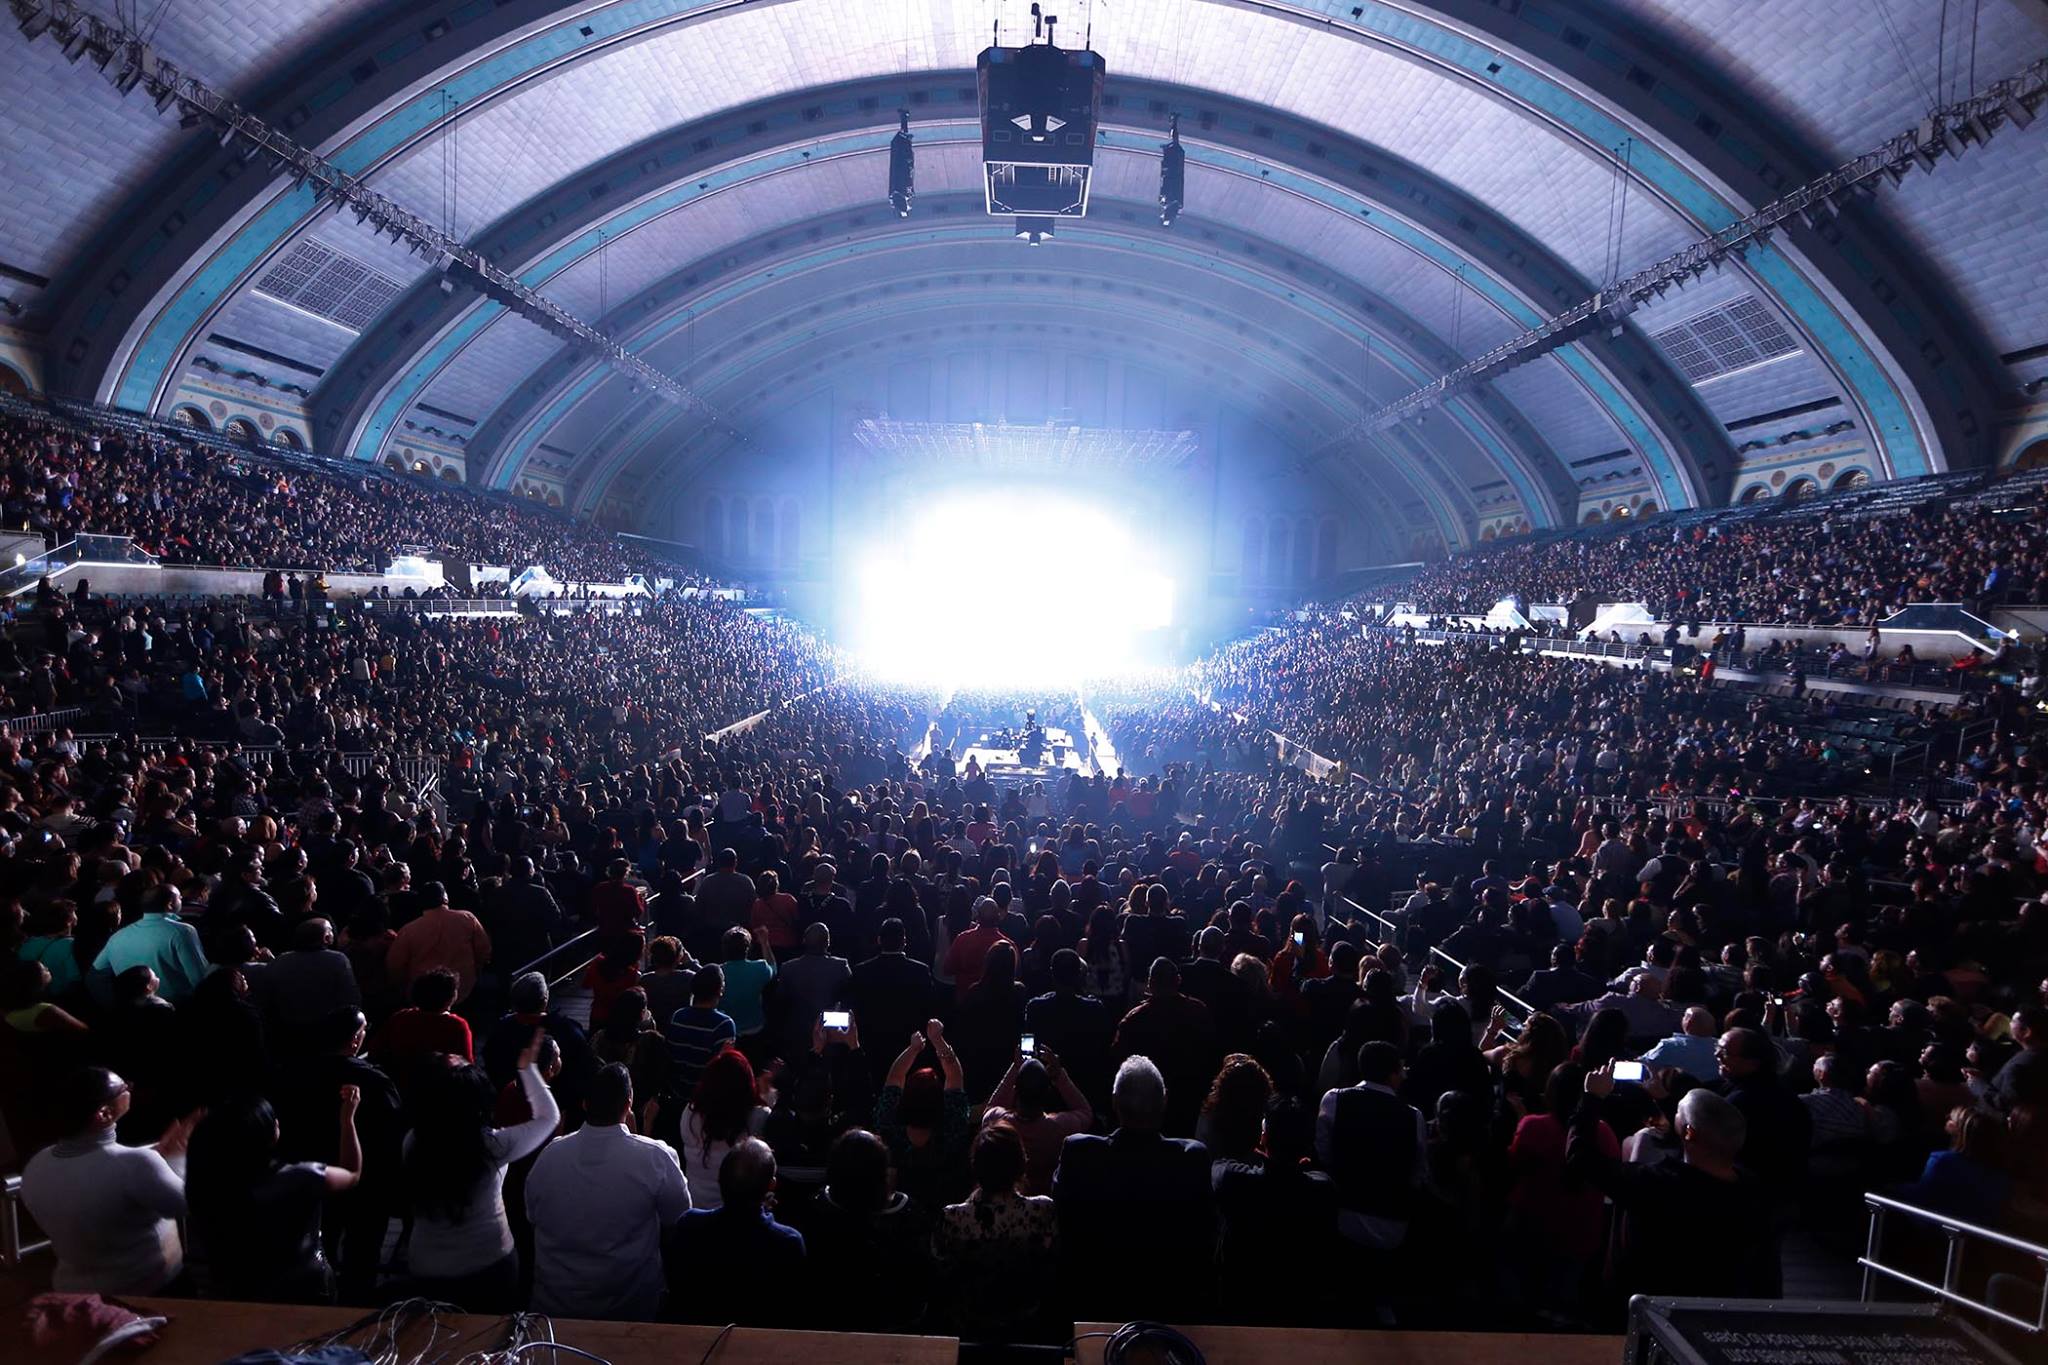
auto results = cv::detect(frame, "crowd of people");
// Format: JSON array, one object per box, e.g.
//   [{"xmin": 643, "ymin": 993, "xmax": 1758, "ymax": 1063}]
[
  {"xmin": 0, "ymin": 406, "xmax": 687, "ymax": 581},
  {"xmin": 1, "ymin": 400, "xmax": 2045, "ymax": 1344},
  {"xmin": 1367, "ymin": 493, "xmax": 2048, "ymax": 627}
]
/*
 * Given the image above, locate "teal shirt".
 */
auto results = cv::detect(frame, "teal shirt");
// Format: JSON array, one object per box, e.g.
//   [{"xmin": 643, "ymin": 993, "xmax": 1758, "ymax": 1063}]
[
  {"xmin": 19, "ymin": 934, "xmax": 82, "ymax": 998},
  {"xmin": 91, "ymin": 913, "xmax": 211, "ymax": 1003},
  {"xmin": 720, "ymin": 958, "xmax": 775, "ymax": 1036}
]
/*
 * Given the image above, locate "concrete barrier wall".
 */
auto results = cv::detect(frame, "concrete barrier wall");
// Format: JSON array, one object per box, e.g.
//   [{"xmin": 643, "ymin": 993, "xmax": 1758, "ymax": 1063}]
[{"xmin": 28, "ymin": 559, "xmax": 444, "ymax": 599}]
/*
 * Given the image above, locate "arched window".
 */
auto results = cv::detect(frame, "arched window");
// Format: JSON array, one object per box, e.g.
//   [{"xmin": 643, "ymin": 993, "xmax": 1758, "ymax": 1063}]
[
  {"xmin": 1784, "ymin": 477, "xmax": 1819, "ymax": 501},
  {"xmin": 1291, "ymin": 517, "xmax": 1313, "ymax": 582},
  {"xmin": 1265, "ymin": 517, "xmax": 1290, "ymax": 588},
  {"xmin": 2016, "ymin": 440, "xmax": 2048, "ymax": 472},
  {"xmin": 727, "ymin": 499, "xmax": 748, "ymax": 560},
  {"xmin": 1831, "ymin": 468, "xmax": 1870, "ymax": 490},
  {"xmin": 1636, "ymin": 500, "xmax": 1659, "ymax": 516},
  {"xmin": 1582, "ymin": 509, "xmax": 1604, "ymax": 524},
  {"xmin": 382, "ymin": 453, "xmax": 405, "ymax": 473},
  {"xmin": 1480, "ymin": 526, "xmax": 1498, "ymax": 541},
  {"xmin": 704, "ymin": 496, "xmax": 726, "ymax": 558},
  {"xmin": 1313, "ymin": 516, "xmax": 1339, "ymax": 579},
  {"xmin": 0, "ymin": 363, "xmax": 28, "ymax": 397},
  {"xmin": 1738, "ymin": 484, "xmax": 1770, "ymax": 504},
  {"xmin": 439, "ymin": 466, "xmax": 463, "ymax": 483},
  {"xmin": 223, "ymin": 417, "xmax": 259, "ymax": 444},
  {"xmin": 778, "ymin": 498, "xmax": 800, "ymax": 569},
  {"xmin": 171, "ymin": 405, "xmax": 211, "ymax": 431},
  {"xmin": 272, "ymin": 428, "xmax": 303, "ymax": 449}
]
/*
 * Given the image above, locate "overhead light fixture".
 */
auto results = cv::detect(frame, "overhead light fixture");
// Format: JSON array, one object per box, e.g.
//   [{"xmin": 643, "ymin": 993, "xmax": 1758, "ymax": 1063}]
[
  {"xmin": 1014, "ymin": 215, "xmax": 1056, "ymax": 246},
  {"xmin": 887, "ymin": 109, "xmax": 914, "ymax": 218},
  {"xmin": 61, "ymin": 30, "xmax": 90, "ymax": 62},
  {"xmin": 2004, "ymin": 93, "xmax": 2035, "ymax": 129},
  {"xmin": 1157, "ymin": 113, "xmax": 1184, "ymax": 227},
  {"xmin": 18, "ymin": 6, "xmax": 52, "ymax": 40}
]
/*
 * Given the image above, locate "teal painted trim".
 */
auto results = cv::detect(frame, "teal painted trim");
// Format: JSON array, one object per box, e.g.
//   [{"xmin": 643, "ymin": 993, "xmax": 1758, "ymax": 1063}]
[
  {"xmin": 500, "ymin": 222, "xmax": 1531, "ymax": 522},
  {"xmin": 559, "ymin": 287, "xmax": 1473, "ymax": 544},
  {"xmin": 357, "ymin": 300, "xmax": 509, "ymax": 468},
  {"xmin": 114, "ymin": 0, "xmax": 1922, "ymax": 485}
]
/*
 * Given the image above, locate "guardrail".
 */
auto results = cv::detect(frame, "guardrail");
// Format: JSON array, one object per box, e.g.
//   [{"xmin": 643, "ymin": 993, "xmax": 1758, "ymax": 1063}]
[
  {"xmin": 1329, "ymin": 890, "xmax": 1539, "ymax": 1026},
  {"xmin": 361, "ymin": 597, "xmax": 519, "ymax": 615},
  {"xmin": 1860, "ymin": 1192, "xmax": 2048, "ymax": 1335},
  {"xmin": 510, "ymin": 868, "xmax": 704, "ymax": 993},
  {"xmin": 0, "ymin": 707, "xmax": 84, "ymax": 734}
]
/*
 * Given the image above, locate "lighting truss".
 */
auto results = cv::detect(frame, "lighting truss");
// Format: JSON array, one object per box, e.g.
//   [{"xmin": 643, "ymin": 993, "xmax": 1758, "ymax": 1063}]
[
  {"xmin": 1328, "ymin": 54, "xmax": 2048, "ymax": 445},
  {"xmin": 10, "ymin": 0, "xmax": 736, "ymax": 439},
  {"xmin": 850, "ymin": 418, "xmax": 1198, "ymax": 474}
]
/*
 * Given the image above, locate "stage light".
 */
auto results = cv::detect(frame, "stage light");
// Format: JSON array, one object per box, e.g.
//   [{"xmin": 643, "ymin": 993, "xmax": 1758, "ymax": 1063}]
[
  {"xmin": 1158, "ymin": 114, "xmax": 1184, "ymax": 227},
  {"xmin": 888, "ymin": 109, "xmax": 914, "ymax": 218},
  {"xmin": 845, "ymin": 487, "xmax": 1175, "ymax": 687}
]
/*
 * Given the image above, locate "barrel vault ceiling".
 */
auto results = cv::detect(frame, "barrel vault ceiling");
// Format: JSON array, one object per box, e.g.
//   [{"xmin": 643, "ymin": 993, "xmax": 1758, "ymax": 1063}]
[{"xmin": 4, "ymin": 0, "xmax": 2046, "ymax": 542}]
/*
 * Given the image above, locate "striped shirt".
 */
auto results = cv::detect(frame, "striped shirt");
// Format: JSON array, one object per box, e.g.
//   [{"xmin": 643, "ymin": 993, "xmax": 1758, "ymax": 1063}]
[{"xmin": 663, "ymin": 1006, "xmax": 736, "ymax": 1096}]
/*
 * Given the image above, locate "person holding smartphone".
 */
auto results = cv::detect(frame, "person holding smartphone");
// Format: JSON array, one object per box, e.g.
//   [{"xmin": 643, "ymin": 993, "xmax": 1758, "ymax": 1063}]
[{"xmin": 981, "ymin": 1044, "xmax": 1093, "ymax": 1196}]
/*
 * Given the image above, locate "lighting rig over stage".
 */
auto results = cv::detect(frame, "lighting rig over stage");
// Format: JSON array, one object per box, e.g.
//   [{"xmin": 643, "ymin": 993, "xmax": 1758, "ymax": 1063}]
[
  {"xmin": 881, "ymin": 4, "xmax": 1183, "ymax": 243},
  {"xmin": 977, "ymin": 5, "xmax": 1103, "ymax": 245}
]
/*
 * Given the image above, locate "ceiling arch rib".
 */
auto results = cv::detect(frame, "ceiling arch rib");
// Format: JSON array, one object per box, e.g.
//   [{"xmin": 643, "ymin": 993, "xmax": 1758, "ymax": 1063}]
[
  {"xmin": 467, "ymin": 207, "xmax": 1566, "ymax": 523},
  {"xmin": 314, "ymin": 75, "xmax": 1719, "ymax": 521},
  {"xmin": 557, "ymin": 289, "xmax": 1475, "ymax": 553},
  {"xmin": 470, "ymin": 223, "xmax": 1543, "ymax": 530},
  {"xmin": 609, "ymin": 299, "xmax": 1462, "ymax": 559},
  {"xmin": 34, "ymin": 0, "xmax": 2000, "ymax": 504}
]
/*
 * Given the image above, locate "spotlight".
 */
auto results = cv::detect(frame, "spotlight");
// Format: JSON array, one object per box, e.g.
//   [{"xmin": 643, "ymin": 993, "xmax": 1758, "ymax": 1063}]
[
  {"xmin": 2003, "ymin": 93, "xmax": 2035, "ymax": 129},
  {"xmin": 1014, "ymin": 215, "xmax": 1056, "ymax": 246},
  {"xmin": 61, "ymin": 30, "xmax": 90, "ymax": 62},
  {"xmin": 887, "ymin": 109, "xmax": 914, "ymax": 218},
  {"xmin": 18, "ymin": 6, "xmax": 52, "ymax": 40},
  {"xmin": 1158, "ymin": 113, "xmax": 1184, "ymax": 227}
]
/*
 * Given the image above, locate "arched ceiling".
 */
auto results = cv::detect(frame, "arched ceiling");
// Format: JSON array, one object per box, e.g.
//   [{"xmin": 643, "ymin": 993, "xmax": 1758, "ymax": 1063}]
[{"xmin": 6, "ymin": 0, "xmax": 2046, "ymax": 544}]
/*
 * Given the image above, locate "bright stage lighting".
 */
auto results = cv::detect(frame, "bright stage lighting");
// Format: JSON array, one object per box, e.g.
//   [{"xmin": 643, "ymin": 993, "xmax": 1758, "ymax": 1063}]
[{"xmin": 845, "ymin": 488, "xmax": 1176, "ymax": 688}]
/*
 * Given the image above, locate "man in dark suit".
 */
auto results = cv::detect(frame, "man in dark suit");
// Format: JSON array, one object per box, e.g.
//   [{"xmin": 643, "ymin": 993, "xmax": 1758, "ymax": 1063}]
[
  {"xmin": 483, "ymin": 856, "xmax": 565, "ymax": 979},
  {"xmin": 1315, "ymin": 1041, "xmax": 1425, "ymax": 1253},
  {"xmin": 847, "ymin": 918, "xmax": 934, "ymax": 1080},
  {"xmin": 1517, "ymin": 942, "xmax": 1604, "ymax": 1010},
  {"xmin": 1112, "ymin": 958, "xmax": 1218, "ymax": 1136},
  {"xmin": 1053, "ymin": 1055, "xmax": 1214, "ymax": 1322},
  {"xmin": 1026, "ymin": 949, "xmax": 1114, "ymax": 1110},
  {"xmin": 671, "ymin": 1138, "xmax": 805, "ymax": 1324},
  {"xmin": 1180, "ymin": 926, "xmax": 1255, "ymax": 1054}
]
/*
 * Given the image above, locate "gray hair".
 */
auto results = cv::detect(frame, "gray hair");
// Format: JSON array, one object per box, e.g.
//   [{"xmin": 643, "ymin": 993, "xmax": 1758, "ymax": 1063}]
[
  {"xmin": 508, "ymin": 971, "xmax": 549, "ymax": 1014},
  {"xmin": 1112, "ymin": 1055, "xmax": 1167, "ymax": 1132},
  {"xmin": 1676, "ymin": 1088, "xmax": 1746, "ymax": 1159}
]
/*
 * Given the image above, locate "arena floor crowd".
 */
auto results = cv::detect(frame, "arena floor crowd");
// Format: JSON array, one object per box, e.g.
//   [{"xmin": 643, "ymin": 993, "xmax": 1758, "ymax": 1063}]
[{"xmin": 4, "ymin": 405, "xmax": 2045, "ymax": 1340}]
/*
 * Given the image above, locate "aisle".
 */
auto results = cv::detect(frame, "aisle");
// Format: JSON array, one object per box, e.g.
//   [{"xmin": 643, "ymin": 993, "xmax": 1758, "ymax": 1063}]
[{"xmin": 1078, "ymin": 699, "xmax": 1121, "ymax": 776}]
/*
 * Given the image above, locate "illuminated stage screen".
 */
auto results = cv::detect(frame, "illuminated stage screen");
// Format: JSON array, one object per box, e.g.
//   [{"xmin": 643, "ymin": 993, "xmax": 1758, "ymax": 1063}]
[{"xmin": 842, "ymin": 483, "xmax": 1181, "ymax": 688}]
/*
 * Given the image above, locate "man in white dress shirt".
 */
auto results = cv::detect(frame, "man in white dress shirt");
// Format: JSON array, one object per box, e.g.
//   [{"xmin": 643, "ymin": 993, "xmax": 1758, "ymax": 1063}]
[{"xmin": 525, "ymin": 1062, "xmax": 690, "ymax": 1320}]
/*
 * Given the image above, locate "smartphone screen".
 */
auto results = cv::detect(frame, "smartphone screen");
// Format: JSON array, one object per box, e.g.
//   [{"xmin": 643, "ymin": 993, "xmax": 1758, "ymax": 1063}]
[
  {"xmin": 822, "ymin": 1010, "xmax": 851, "ymax": 1030},
  {"xmin": 1020, "ymin": 1034, "xmax": 1036, "ymax": 1055},
  {"xmin": 1612, "ymin": 1060, "xmax": 1646, "ymax": 1083},
  {"xmin": 1292, "ymin": 931, "xmax": 1305, "ymax": 947}
]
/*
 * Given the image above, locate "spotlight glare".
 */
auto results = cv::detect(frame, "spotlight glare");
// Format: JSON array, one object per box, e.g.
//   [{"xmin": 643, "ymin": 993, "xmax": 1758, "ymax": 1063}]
[{"xmin": 845, "ymin": 488, "xmax": 1174, "ymax": 687}]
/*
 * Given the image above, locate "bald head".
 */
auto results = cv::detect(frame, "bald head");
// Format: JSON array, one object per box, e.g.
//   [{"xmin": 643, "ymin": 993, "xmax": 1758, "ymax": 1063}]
[
  {"xmin": 718, "ymin": 1137, "xmax": 778, "ymax": 1208},
  {"xmin": 1682, "ymin": 1006, "xmax": 1715, "ymax": 1038}
]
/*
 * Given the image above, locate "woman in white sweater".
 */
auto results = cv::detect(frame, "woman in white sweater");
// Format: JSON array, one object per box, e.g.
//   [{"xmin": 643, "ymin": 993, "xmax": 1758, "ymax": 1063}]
[{"xmin": 402, "ymin": 1030, "xmax": 559, "ymax": 1309}]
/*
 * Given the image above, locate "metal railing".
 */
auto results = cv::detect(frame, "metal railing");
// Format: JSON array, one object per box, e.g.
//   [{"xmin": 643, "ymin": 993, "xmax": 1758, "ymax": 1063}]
[
  {"xmin": 1330, "ymin": 890, "xmax": 1540, "ymax": 1026},
  {"xmin": 0, "ymin": 1173, "xmax": 50, "ymax": 1268},
  {"xmin": 361, "ymin": 597, "xmax": 519, "ymax": 615},
  {"xmin": 511, "ymin": 868, "xmax": 704, "ymax": 992},
  {"xmin": 0, "ymin": 706, "xmax": 84, "ymax": 734},
  {"xmin": 1860, "ymin": 1192, "xmax": 2048, "ymax": 1336}
]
